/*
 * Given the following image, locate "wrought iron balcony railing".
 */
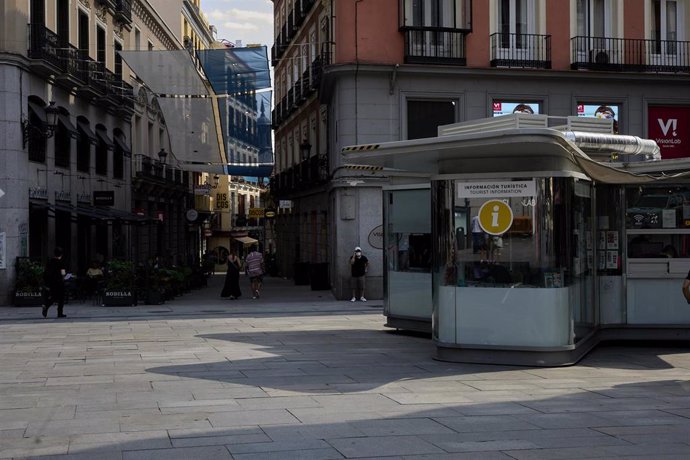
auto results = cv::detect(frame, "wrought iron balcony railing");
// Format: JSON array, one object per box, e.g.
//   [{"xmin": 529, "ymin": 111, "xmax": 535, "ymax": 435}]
[
  {"xmin": 28, "ymin": 24, "xmax": 63, "ymax": 70},
  {"xmin": 114, "ymin": 0, "xmax": 132, "ymax": 24},
  {"xmin": 490, "ymin": 33, "xmax": 551, "ymax": 69},
  {"xmin": 403, "ymin": 27, "xmax": 467, "ymax": 65},
  {"xmin": 571, "ymin": 36, "xmax": 690, "ymax": 73}
]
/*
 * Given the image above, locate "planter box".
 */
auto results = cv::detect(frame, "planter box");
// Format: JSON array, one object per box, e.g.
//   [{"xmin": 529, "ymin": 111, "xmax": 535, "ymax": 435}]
[
  {"xmin": 145, "ymin": 289, "xmax": 164, "ymax": 305},
  {"xmin": 13, "ymin": 290, "xmax": 44, "ymax": 306},
  {"xmin": 102, "ymin": 290, "xmax": 136, "ymax": 306}
]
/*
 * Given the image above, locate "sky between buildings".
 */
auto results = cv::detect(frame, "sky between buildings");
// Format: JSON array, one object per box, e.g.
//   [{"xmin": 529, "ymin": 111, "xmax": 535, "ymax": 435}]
[{"xmin": 203, "ymin": 0, "xmax": 274, "ymax": 48}]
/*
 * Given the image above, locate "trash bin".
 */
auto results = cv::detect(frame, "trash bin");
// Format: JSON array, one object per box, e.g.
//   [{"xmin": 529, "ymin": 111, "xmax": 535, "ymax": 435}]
[
  {"xmin": 309, "ymin": 263, "xmax": 330, "ymax": 290},
  {"xmin": 293, "ymin": 262, "xmax": 310, "ymax": 285}
]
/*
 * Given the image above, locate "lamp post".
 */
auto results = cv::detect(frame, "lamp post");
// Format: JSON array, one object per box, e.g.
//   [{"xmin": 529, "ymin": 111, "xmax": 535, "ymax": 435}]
[
  {"xmin": 299, "ymin": 139, "xmax": 311, "ymax": 162},
  {"xmin": 22, "ymin": 100, "xmax": 60, "ymax": 148},
  {"xmin": 157, "ymin": 147, "xmax": 168, "ymax": 164}
]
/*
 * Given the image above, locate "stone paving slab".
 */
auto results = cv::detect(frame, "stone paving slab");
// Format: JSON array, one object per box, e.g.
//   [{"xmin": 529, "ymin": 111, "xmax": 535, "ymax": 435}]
[{"xmin": 0, "ymin": 276, "xmax": 689, "ymax": 459}]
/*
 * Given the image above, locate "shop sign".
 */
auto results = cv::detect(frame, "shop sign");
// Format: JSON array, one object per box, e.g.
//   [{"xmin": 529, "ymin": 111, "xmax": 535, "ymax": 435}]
[
  {"xmin": 249, "ymin": 207, "xmax": 265, "ymax": 219},
  {"xmin": 77, "ymin": 193, "xmax": 91, "ymax": 204},
  {"xmin": 185, "ymin": 209, "xmax": 199, "ymax": 222},
  {"xmin": 279, "ymin": 200, "xmax": 292, "ymax": 209},
  {"xmin": 457, "ymin": 180, "xmax": 536, "ymax": 198},
  {"xmin": 478, "ymin": 200, "xmax": 514, "ymax": 236},
  {"xmin": 215, "ymin": 192, "xmax": 229, "ymax": 209},
  {"xmin": 55, "ymin": 191, "xmax": 71, "ymax": 202},
  {"xmin": 93, "ymin": 191, "xmax": 114, "ymax": 206},
  {"xmin": 29, "ymin": 187, "xmax": 48, "ymax": 200},
  {"xmin": 648, "ymin": 106, "xmax": 690, "ymax": 159},
  {"xmin": 368, "ymin": 225, "xmax": 384, "ymax": 249},
  {"xmin": 0, "ymin": 232, "xmax": 5, "ymax": 269},
  {"xmin": 194, "ymin": 184, "xmax": 211, "ymax": 196},
  {"xmin": 204, "ymin": 229, "xmax": 213, "ymax": 237},
  {"xmin": 265, "ymin": 208, "xmax": 276, "ymax": 219}
]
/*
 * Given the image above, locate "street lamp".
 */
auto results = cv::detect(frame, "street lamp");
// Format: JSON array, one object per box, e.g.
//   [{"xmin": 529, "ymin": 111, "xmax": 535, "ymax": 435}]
[
  {"xmin": 157, "ymin": 147, "xmax": 168, "ymax": 164},
  {"xmin": 22, "ymin": 100, "xmax": 59, "ymax": 148},
  {"xmin": 299, "ymin": 139, "xmax": 311, "ymax": 162}
]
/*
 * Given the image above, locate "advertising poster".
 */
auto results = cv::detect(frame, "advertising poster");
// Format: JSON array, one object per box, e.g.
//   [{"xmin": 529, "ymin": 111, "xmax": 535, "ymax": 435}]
[
  {"xmin": 606, "ymin": 231, "xmax": 619, "ymax": 250},
  {"xmin": 492, "ymin": 101, "xmax": 541, "ymax": 116},
  {"xmin": 0, "ymin": 232, "xmax": 5, "ymax": 269},
  {"xmin": 648, "ymin": 106, "xmax": 690, "ymax": 159},
  {"xmin": 577, "ymin": 104, "xmax": 619, "ymax": 133}
]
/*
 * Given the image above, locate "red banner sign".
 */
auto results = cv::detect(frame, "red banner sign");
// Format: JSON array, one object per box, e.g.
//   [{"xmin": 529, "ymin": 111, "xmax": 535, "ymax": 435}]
[{"xmin": 648, "ymin": 106, "xmax": 690, "ymax": 159}]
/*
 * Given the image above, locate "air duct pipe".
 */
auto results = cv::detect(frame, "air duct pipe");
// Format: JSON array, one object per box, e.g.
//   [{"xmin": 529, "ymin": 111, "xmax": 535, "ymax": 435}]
[{"xmin": 564, "ymin": 131, "xmax": 661, "ymax": 161}]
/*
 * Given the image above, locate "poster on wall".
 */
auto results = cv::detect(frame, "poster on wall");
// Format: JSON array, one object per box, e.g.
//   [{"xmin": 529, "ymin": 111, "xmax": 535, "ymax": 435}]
[
  {"xmin": 648, "ymin": 106, "xmax": 690, "ymax": 159},
  {"xmin": 492, "ymin": 101, "xmax": 541, "ymax": 117},
  {"xmin": 577, "ymin": 104, "xmax": 620, "ymax": 133},
  {"xmin": 0, "ymin": 232, "xmax": 5, "ymax": 269}
]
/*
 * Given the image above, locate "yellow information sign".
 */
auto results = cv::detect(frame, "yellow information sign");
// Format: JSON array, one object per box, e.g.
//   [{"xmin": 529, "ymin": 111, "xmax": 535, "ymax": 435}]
[
  {"xmin": 478, "ymin": 200, "xmax": 513, "ymax": 236},
  {"xmin": 248, "ymin": 207, "xmax": 265, "ymax": 219}
]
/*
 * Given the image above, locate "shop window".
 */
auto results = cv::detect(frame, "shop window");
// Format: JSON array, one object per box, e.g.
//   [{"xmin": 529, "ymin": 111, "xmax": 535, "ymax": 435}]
[
  {"xmin": 492, "ymin": 100, "xmax": 540, "ymax": 116},
  {"xmin": 577, "ymin": 103, "xmax": 620, "ymax": 134},
  {"xmin": 407, "ymin": 99, "xmax": 456, "ymax": 140}
]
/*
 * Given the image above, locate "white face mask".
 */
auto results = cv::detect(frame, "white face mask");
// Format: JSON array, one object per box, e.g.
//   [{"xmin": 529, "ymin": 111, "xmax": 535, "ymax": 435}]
[{"xmin": 355, "ymin": 252, "xmax": 361, "ymax": 257}]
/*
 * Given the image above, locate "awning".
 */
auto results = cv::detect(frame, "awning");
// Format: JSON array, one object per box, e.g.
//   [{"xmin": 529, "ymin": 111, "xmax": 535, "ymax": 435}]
[
  {"xmin": 58, "ymin": 113, "xmax": 79, "ymax": 138},
  {"xmin": 96, "ymin": 128, "xmax": 114, "ymax": 149},
  {"xmin": 28, "ymin": 101, "xmax": 48, "ymax": 123},
  {"xmin": 233, "ymin": 236, "xmax": 258, "ymax": 245},
  {"xmin": 114, "ymin": 134, "xmax": 132, "ymax": 155},
  {"xmin": 77, "ymin": 119, "xmax": 98, "ymax": 144}
]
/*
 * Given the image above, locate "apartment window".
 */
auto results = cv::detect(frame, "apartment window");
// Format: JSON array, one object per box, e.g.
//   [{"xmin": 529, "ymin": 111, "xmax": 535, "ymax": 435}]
[
  {"xmin": 148, "ymin": 41, "xmax": 154, "ymax": 51},
  {"xmin": 652, "ymin": 0, "xmax": 684, "ymax": 54},
  {"xmin": 27, "ymin": 100, "xmax": 47, "ymax": 163},
  {"xmin": 400, "ymin": 0, "xmax": 471, "ymax": 29},
  {"xmin": 407, "ymin": 100, "xmax": 456, "ymax": 139},
  {"xmin": 498, "ymin": 0, "xmax": 535, "ymax": 48},
  {"xmin": 78, "ymin": 11, "xmax": 89, "ymax": 54},
  {"xmin": 97, "ymin": 26, "xmax": 106, "ymax": 65},
  {"xmin": 113, "ymin": 131, "xmax": 126, "ymax": 180},
  {"xmin": 114, "ymin": 41, "xmax": 123, "ymax": 79},
  {"xmin": 57, "ymin": 0, "xmax": 69, "ymax": 42},
  {"xmin": 134, "ymin": 28, "xmax": 141, "ymax": 50}
]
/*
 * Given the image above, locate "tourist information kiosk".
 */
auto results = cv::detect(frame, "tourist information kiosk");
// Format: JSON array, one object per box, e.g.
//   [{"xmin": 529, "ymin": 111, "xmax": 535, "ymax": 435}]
[{"xmin": 345, "ymin": 115, "xmax": 690, "ymax": 366}]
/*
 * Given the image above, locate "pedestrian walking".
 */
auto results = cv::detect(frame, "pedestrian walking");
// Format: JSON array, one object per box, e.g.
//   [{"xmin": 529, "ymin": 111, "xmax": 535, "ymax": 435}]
[
  {"xmin": 350, "ymin": 246, "xmax": 369, "ymax": 302},
  {"xmin": 220, "ymin": 249, "xmax": 242, "ymax": 300},
  {"xmin": 245, "ymin": 245, "xmax": 265, "ymax": 299},
  {"xmin": 42, "ymin": 247, "xmax": 67, "ymax": 318}
]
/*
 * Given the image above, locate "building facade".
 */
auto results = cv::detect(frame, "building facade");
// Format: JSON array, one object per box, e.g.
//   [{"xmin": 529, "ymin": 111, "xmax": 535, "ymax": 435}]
[
  {"xmin": 271, "ymin": 0, "xmax": 690, "ymax": 299},
  {"xmin": 0, "ymin": 0, "xmax": 194, "ymax": 304}
]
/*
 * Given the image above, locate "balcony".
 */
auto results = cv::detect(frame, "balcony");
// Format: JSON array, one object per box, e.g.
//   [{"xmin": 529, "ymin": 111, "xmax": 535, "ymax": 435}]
[
  {"xmin": 27, "ymin": 24, "xmax": 64, "ymax": 75},
  {"xmin": 490, "ymin": 33, "xmax": 551, "ymax": 69},
  {"xmin": 571, "ymin": 36, "xmax": 690, "ymax": 73},
  {"xmin": 403, "ymin": 27, "xmax": 467, "ymax": 65},
  {"xmin": 271, "ymin": 155, "xmax": 329, "ymax": 196},
  {"xmin": 114, "ymin": 0, "xmax": 132, "ymax": 25},
  {"xmin": 133, "ymin": 154, "xmax": 189, "ymax": 194}
]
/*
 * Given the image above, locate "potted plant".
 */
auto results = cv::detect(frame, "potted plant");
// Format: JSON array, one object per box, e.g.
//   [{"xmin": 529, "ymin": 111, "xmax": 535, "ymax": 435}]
[
  {"xmin": 13, "ymin": 257, "xmax": 45, "ymax": 306},
  {"xmin": 103, "ymin": 260, "xmax": 137, "ymax": 306}
]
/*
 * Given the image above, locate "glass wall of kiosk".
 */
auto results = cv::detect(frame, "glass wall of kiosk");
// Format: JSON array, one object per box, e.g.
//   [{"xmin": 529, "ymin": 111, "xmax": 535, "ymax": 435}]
[
  {"xmin": 383, "ymin": 186, "xmax": 432, "ymax": 332},
  {"xmin": 432, "ymin": 177, "xmax": 596, "ymax": 353}
]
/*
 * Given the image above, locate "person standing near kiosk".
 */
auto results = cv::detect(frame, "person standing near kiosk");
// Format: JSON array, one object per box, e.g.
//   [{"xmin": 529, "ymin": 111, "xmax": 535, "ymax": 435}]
[{"xmin": 350, "ymin": 246, "xmax": 369, "ymax": 302}]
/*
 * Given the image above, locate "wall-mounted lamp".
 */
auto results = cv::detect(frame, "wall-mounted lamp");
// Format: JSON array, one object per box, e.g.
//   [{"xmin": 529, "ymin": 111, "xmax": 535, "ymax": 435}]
[
  {"xmin": 22, "ymin": 101, "xmax": 59, "ymax": 148},
  {"xmin": 157, "ymin": 147, "xmax": 168, "ymax": 164},
  {"xmin": 300, "ymin": 139, "xmax": 312, "ymax": 162},
  {"xmin": 211, "ymin": 174, "xmax": 220, "ymax": 189}
]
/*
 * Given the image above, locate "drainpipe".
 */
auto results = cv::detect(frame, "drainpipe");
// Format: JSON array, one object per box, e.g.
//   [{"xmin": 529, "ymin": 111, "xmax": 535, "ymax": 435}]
[{"xmin": 563, "ymin": 131, "xmax": 661, "ymax": 161}]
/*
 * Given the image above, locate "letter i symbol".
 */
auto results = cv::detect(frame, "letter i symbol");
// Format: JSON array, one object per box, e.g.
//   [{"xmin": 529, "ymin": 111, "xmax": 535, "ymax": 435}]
[{"xmin": 492, "ymin": 205, "xmax": 500, "ymax": 227}]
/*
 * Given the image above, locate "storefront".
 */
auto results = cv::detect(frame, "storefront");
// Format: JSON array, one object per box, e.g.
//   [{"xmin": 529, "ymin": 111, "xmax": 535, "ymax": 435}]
[{"xmin": 348, "ymin": 114, "xmax": 690, "ymax": 366}]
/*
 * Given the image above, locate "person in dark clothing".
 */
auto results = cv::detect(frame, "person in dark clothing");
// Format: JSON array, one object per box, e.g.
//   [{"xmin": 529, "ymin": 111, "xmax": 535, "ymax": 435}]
[
  {"xmin": 220, "ymin": 249, "xmax": 242, "ymax": 300},
  {"xmin": 43, "ymin": 247, "xmax": 67, "ymax": 318},
  {"xmin": 349, "ymin": 246, "xmax": 369, "ymax": 302},
  {"xmin": 683, "ymin": 270, "xmax": 690, "ymax": 304}
]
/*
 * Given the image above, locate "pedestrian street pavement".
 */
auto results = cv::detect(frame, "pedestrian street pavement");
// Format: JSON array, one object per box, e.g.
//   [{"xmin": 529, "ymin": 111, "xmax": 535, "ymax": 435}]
[{"xmin": 0, "ymin": 275, "xmax": 690, "ymax": 459}]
